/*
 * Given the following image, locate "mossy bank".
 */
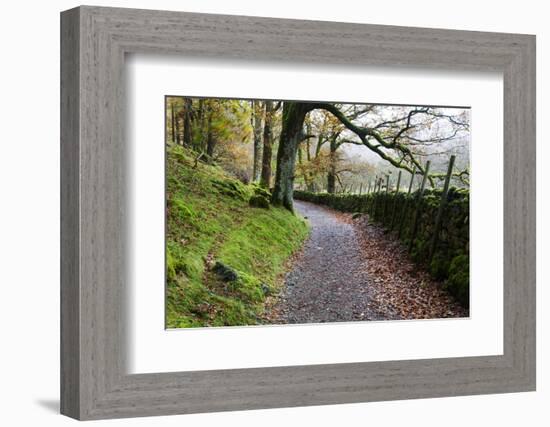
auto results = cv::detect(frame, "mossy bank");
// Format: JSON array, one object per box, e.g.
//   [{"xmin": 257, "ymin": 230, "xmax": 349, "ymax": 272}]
[{"xmin": 166, "ymin": 144, "xmax": 309, "ymax": 328}]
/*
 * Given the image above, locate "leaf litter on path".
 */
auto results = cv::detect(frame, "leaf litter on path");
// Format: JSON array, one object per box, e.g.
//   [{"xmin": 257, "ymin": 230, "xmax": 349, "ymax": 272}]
[
  {"xmin": 270, "ymin": 201, "xmax": 467, "ymax": 324},
  {"xmin": 352, "ymin": 215, "xmax": 467, "ymax": 320}
]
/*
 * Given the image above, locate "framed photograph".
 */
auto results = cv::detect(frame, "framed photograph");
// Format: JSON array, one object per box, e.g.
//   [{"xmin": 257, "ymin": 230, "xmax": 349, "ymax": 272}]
[{"xmin": 60, "ymin": 6, "xmax": 536, "ymax": 420}]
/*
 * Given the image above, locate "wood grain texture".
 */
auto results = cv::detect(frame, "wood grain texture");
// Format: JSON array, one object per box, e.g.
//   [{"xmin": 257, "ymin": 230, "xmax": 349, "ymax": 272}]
[
  {"xmin": 60, "ymin": 5, "xmax": 536, "ymax": 420},
  {"xmin": 60, "ymin": 7, "xmax": 80, "ymax": 419}
]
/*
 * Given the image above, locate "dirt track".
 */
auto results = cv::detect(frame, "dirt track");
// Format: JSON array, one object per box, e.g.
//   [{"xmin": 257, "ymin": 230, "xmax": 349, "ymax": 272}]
[
  {"xmin": 277, "ymin": 200, "xmax": 394, "ymax": 323},
  {"xmin": 274, "ymin": 200, "xmax": 466, "ymax": 324}
]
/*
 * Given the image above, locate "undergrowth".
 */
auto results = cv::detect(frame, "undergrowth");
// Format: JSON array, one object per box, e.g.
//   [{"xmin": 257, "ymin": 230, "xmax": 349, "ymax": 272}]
[{"xmin": 166, "ymin": 143, "xmax": 309, "ymax": 328}]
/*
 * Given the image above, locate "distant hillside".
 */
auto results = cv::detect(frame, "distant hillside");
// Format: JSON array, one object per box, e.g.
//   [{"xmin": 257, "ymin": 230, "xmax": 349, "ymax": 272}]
[{"xmin": 166, "ymin": 143, "xmax": 309, "ymax": 328}]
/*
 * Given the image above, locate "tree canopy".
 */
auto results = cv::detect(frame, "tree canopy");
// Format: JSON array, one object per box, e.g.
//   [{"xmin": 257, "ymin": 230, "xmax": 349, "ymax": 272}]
[{"xmin": 166, "ymin": 96, "xmax": 470, "ymax": 212}]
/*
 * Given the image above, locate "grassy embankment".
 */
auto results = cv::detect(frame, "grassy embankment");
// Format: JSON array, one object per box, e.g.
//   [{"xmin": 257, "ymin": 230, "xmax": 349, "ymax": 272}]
[{"xmin": 166, "ymin": 144, "xmax": 309, "ymax": 328}]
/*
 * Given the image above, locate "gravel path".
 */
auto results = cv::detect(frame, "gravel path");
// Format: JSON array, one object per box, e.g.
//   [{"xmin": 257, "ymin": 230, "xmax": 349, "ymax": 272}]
[{"xmin": 276, "ymin": 200, "xmax": 394, "ymax": 323}]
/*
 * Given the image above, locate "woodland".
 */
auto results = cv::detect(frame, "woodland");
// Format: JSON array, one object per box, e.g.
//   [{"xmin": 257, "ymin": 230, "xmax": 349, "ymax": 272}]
[{"xmin": 165, "ymin": 96, "xmax": 470, "ymax": 328}]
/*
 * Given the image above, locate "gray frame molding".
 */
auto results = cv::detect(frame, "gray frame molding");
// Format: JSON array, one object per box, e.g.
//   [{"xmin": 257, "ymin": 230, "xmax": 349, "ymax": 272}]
[{"xmin": 60, "ymin": 5, "xmax": 536, "ymax": 420}]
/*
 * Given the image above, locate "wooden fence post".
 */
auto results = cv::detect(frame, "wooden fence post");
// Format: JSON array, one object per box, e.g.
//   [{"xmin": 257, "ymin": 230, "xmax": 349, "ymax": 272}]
[
  {"xmin": 372, "ymin": 176, "xmax": 381, "ymax": 217},
  {"xmin": 390, "ymin": 170, "xmax": 402, "ymax": 230},
  {"xmin": 369, "ymin": 175, "xmax": 378, "ymax": 214},
  {"xmin": 359, "ymin": 183, "xmax": 363, "ymax": 195},
  {"xmin": 408, "ymin": 161, "xmax": 431, "ymax": 253},
  {"xmin": 383, "ymin": 174, "xmax": 390, "ymax": 218},
  {"xmin": 376, "ymin": 176, "xmax": 383, "ymax": 217},
  {"xmin": 398, "ymin": 166, "xmax": 416, "ymax": 238},
  {"xmin": 428, "ymin": 155, "xmax": 456, "ymax": 261}
]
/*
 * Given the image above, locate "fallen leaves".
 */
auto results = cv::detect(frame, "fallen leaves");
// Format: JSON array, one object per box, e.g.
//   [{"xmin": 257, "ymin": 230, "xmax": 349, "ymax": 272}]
[{"xmin": 353, "ymin": 215, "xmax": 468, "ymax": 320}]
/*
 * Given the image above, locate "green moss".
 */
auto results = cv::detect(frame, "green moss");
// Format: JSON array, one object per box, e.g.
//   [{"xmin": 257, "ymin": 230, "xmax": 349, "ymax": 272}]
[
  {"xmin": 165, "ymin": 143, "xmax": 309, "ymax": 328},
  {"xmin": 166, "ymin": 250, "xmax": 177, "ymax": 282},
  {"xmin": 170, "ymin": 197, "xmax": 196, "ymax": 222},
  {"xmin": 251, "ymin": 183, "xmax": 272, "ymax": 198},
  {"xmin": 410, "ymin": 239, "xmax": 428, "ymax": 263},
  {"xmin": 207, "ymin": 296, "xmax": 255, "ymax": 327},
  {"xmin": 445, "ymin": 254, "xmax": 470, "ymax": 308},
  {"xmin": 430, "ymin": 252, "xmax": 450, "ymax": 281},
  {"xmin": 249, "ymin": 194, "xmax": 270, "ymax": 209},
  {"xmin": 226, "ymin": 271, "xmax": 265, "ymax": 303},
  {"xmin": 218, "ymin": 207, "xmax": 308, "ymax": 287},
  {"xmin": 211, "ymin": 177, "xmax": 251, "ymax": 200}
]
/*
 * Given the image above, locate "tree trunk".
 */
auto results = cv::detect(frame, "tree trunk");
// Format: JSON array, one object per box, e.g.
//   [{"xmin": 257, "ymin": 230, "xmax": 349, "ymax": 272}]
[
  {"xmin": 183, "ymin": 98, "xmax": 193, "ymax": 147},
  {"xmin": 305, "ymin": 121, "xmax": 313, "ymax": 162},
  {"xmin": 271, "ymin": 102, "xmax": 313, "ymax": 211},
  {"xmin": 327, "ymin": 172, "xmax": 336, "ymax": 193},
  {"xmin": 206, "ymin": 111, "xmax": 215, "ymax": 160},
  {"xmin": 298, "ymin": 143, "xmax": 315, "ymax": 192},
  {"xmin": 304, "ymin": 122, "xmax": 315, "ymax": 191},
  {"xmin": 197, "ymin": 99, "xmax": 205, "ymax": 151},
  {"xmin": 252, "ymin": 100, "xmax": 263, "ymax": 182},
  {"xmin": 175, "ymin": 111, "xmax": 181, "ymax": 145},
  {"xmin": 170, "ymin": 101, "xmax": 176, "ymax": 144},
  {"xmin": 327, "ymin": 136, "xmax": 338, "ymax": 193},
  {"xmin": 315, "ymin": 132, "xmax": 325, "ymax": 157},
  {"xmin": 260, "ymin": 101, "xmax": 274, "ymax": 188}
]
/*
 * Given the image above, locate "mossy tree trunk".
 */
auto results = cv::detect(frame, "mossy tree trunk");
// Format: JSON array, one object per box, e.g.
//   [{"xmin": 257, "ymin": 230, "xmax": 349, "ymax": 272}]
[
  {"xmin": 252, "ymin": 100, "xmax": 263, "ymax": 182},
  {"xmin": 183, "ymin": 98, "xmax": 193, "ymax": 147},
  {"xmin": 170, "ymin": 101, "xmax": 176, "ymax": 144},
  {"xmin": 271, "ymin": 102, "xmax": 314, "ymax": 211},
  {"xmin": 304, "ymin": 121, "xmax": 316, "ymax": 192},
  {"xmin": 175, "ymin": 110, "xmax": 181, "ymax": 145},
  {"xmin": 260, "ymin": 101, "xmax": 274, "ymax": 188},
  {"xmin": 197, "ymin": 98, "xmax": 205, "ymax": 151},
  {"xmin": 327, "ymin": 135, "xmax": 338, "ymax": 193}
]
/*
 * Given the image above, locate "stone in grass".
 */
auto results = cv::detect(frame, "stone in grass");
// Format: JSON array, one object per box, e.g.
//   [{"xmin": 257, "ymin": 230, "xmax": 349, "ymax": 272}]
[
  {"xmin": 249, "ymin": 195, "xmax": 270, "ymax": 209},
  {"xmin": 261, "ymin": 283, "xmax": 273, "ymax": 296},
  {"xmin": 212, "ymin": 261, "xmax": 239, "ymax": 282}
]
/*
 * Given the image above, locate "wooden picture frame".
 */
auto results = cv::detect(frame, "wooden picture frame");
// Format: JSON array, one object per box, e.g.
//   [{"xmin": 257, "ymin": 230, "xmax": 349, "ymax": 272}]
[{"xmin": 60, "ymin": 5, "xmax": 536, "ymax": 420}]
